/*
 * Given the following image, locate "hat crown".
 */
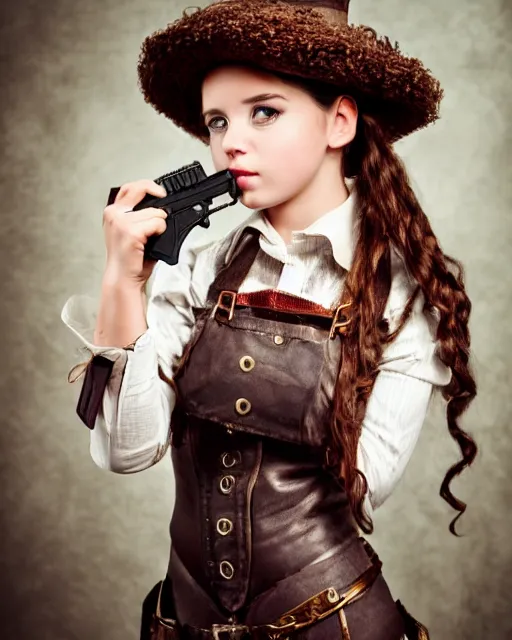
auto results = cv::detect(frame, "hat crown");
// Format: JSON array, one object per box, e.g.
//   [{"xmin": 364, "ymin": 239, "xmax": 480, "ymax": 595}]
[
  {"xmin": 274, "ymin": 0, "xmax": 350, "ymax": 25},
  {"xmin": 217, "ymin": 0, "xmax": 350, "ymax": 24},
  {"xmin": 284, "ymin": 0, "xmax": 349, "ymax": 9}
]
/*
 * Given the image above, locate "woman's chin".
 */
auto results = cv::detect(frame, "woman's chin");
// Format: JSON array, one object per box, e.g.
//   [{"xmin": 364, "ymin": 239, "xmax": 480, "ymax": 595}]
[
  {"xmin": 238, "ymin": 191, "xmax": 264, "ymax": 210},
  {"xmin": 239, "ymin": 190, "xmax": 283, "ymax": 211}
]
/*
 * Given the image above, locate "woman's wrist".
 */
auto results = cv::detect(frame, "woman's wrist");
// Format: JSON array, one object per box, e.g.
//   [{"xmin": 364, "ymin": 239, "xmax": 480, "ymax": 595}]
[
  {"xmin": 101, "ymin": 264, "xmax": 147, "ymax": 294},
  {"xmin": 94, "ymin": 271, "xmax": 149, "ymax": 347}
]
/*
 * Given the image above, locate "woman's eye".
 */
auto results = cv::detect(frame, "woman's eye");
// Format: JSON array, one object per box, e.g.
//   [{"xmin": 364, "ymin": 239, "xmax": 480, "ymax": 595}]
[
  {"xmin": 253, "ymin": 106, "xmax": 279, "ymax": 122},
  {"xmin": 207, "ymin": 116, "xmax": 227, "ymax": 131},
  {"xmin": 206, "ymin": 106, "xmax": 280, "ymax": 132}
]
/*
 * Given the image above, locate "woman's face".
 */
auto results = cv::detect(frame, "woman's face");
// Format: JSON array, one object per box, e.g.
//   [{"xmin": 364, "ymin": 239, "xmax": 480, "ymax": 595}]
[{"xmin": 201, "ymin": 65, "xmax": 354, "ymax": 216}]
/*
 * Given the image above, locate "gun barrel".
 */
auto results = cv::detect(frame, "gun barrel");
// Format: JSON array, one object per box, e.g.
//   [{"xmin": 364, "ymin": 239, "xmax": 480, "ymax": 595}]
[{"xmin": 168, "ymin": 171, "xmax": 239, "ymax": 213}]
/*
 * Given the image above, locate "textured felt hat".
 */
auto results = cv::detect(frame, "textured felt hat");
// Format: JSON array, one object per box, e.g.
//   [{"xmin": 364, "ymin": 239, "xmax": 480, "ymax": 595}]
[{"xmin": 137, "ymin": 0, "xmax": 443, "ymax": 144}]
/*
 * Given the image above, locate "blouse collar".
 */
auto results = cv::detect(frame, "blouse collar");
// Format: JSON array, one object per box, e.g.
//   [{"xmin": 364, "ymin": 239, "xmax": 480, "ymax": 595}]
[{"xmin": 225, "ymin": 178, "xmax": 358, "ymax": 271}]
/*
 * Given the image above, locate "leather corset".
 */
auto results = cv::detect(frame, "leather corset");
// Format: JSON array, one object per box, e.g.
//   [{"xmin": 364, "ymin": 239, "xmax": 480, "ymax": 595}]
[{"xmin": 167, "ymin": 228, "xmax": 389, "ymax": 616}]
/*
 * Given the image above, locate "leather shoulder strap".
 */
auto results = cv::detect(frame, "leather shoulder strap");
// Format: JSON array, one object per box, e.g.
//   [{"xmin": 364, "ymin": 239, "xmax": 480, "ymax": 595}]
[{"xmin": 206, "ymin": 227, "xmax": 261, "ymax": 305}]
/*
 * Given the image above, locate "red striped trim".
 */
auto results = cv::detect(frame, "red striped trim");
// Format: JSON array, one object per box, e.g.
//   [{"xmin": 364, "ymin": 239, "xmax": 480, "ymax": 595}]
[{"xmin": 234, "ymin": 289, "xmax": 336, "ymax": 318}]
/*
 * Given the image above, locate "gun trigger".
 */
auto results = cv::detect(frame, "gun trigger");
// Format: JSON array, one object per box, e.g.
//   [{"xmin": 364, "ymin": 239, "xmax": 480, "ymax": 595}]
[{"xmin": 198, "ymin": 216, "xmax": 211, "ymax": 228}]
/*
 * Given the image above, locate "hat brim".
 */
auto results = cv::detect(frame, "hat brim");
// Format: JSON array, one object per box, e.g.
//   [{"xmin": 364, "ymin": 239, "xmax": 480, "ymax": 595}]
[{"xmin": 137, "ymin": 0, "xmax": 443, "ymax": 144}]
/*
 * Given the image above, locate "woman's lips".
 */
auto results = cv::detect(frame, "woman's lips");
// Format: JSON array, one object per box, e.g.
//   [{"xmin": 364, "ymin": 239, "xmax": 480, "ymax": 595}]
[
  {"xmin": 229, "ymin": 169, "xmax": 259, "ymax": 190},
  {"xmin": 235, "ymin": 174, "xmax": 258, "ymax": 189}
]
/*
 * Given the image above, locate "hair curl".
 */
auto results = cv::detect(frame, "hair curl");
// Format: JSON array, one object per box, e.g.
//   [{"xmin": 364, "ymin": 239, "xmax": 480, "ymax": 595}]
[{"xmin": 266, "ymin": 69, "xmax": 478, "ymax": 536}]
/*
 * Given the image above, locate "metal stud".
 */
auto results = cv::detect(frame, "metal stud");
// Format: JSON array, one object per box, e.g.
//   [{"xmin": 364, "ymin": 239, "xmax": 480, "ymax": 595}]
[
  {"xmin": 327, "ymin": 587, "xmax": 339, "ymax": 603},
  {"xmin": 219, "ymin": 560, "xmax": 235, "ymax": 580},
  {"xmin": 221, "ymin": 451, "xmax": 241, "ymax": 468},
  {"xmin": 219, "ymin": 475, "xmax": 235, "ymax": 494},
  {"xmin": 235, "ymin": 398, "xmax": 251, "ymax": 415},
  {"xmin": 217, "ymin": 518, "xmax": 234, "ymax": 536},
  {"xmin": 239, "ymin": 355, "xmax": 255, "ymax": 372}
]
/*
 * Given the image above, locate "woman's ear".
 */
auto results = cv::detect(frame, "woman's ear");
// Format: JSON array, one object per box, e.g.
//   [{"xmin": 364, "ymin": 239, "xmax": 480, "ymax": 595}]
[{"xmin": 328, "ymin": 95, "xmax": 358, "ymax": 150}]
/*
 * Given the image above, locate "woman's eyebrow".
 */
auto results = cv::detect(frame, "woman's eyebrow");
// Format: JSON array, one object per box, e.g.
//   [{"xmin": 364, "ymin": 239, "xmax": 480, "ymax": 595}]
[{"xmin": 202, "ymin": 93, "xmax": 288, "ymax": 119}]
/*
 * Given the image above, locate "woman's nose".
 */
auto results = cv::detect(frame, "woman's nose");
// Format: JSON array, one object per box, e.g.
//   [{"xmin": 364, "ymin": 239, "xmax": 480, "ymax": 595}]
[{"xmin": 221, "ymin": 122, "xmax": 250, "ymax": 156}]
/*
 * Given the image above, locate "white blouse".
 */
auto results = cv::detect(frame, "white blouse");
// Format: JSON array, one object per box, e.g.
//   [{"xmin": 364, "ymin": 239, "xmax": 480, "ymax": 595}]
[{"xmin": 61, "ymin": 180, "xmax": 451, "ymax": 518}]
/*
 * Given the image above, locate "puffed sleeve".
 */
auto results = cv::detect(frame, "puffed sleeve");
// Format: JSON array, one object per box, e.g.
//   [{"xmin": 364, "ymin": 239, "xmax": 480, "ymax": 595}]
[
  {"xmin": 357, "ymin": 247, "xmax": 452, "ymax": 515},
  {"xmin": 61, "ymin": 235, "xmax": 220, "ymax": 473}
]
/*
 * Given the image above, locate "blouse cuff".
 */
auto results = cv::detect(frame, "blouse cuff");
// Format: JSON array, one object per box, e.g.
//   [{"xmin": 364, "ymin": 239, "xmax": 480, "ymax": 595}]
[{"xmin": 61, "ymin": 293, "xmax": 150, "ymax": 361}]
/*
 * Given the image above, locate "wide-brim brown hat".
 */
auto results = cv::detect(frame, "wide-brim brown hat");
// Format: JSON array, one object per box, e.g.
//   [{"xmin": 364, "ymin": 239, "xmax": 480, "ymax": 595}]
[{"xmin": 137, "ymin": 0, "xmax": 443, "ymax": 144}]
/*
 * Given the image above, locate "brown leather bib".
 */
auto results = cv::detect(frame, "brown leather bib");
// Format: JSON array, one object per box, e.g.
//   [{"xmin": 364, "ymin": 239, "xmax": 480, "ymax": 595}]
[{"xmin": 173, "ymin": 227, "xmax": 348, "ymax": 449}]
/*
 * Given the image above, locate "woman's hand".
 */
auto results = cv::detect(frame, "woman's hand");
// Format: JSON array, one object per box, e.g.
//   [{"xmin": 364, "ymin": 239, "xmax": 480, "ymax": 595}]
[{"xmin": 102, "ymin": 179, "xmax": 168, "ymax": 289}]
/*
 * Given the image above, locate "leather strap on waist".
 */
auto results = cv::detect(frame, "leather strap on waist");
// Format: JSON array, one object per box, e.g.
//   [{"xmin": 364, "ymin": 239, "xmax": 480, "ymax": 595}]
[{"xmin": 153, "ymin": 544, "xmax": 382, "ymax": 639}]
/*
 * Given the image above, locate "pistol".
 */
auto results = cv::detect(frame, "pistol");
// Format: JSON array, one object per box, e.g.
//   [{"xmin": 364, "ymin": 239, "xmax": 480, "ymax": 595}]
[{"xmin": 106, "ymin": 161, "xmax": 241, "ymax": 266}]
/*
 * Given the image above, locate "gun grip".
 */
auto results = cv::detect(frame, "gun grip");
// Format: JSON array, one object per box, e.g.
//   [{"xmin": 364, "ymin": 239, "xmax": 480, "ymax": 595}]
[
  {"xmin": 144, "ymin": 214, "xmax": 182, "ymax": 266},
  {"xmin": 144, "ymin": 206, "xmax": 204, "ymax": 266}
]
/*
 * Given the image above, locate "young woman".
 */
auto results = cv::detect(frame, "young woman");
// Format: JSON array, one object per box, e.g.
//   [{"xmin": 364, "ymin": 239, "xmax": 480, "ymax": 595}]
[{"xmin": 62, "ymin": 1, "xmax": 477, "ymax": 638}]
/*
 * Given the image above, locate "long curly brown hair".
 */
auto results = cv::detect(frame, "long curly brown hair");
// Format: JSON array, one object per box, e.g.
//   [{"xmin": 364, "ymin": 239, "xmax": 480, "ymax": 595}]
[{"xmin": 266, "ymin": 69, "xmax": 477, "ymax": 536}]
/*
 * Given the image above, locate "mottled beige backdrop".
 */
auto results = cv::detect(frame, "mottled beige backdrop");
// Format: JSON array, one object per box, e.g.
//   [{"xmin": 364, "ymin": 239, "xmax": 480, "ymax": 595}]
[{"xmin": 1, "ymin": 0, "xmax": 510, "ymax": 638}]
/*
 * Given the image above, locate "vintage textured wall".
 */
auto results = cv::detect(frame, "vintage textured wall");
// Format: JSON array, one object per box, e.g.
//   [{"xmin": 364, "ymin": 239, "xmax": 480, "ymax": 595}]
[{"xmin": 1, "ymin": 0, "xmax": 510, "ymax": 638}]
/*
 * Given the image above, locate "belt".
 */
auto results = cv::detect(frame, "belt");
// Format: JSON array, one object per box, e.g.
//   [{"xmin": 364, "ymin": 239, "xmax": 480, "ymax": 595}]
[{"xmin": 151, "ymin": 540, "xmax": 382, "ymax": 640}]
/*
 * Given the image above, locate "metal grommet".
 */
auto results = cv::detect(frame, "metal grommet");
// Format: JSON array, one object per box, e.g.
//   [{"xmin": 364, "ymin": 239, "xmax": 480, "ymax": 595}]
[
  {"xmin": 219, "ymin": 474, "xmax": 235, "ymax": 494},
  {"xmin": 239, "ymin": 355, "xmax": 255, "ymax": 372},
  {"xmin": 273, "ymin": 335, "xmax": 284, "ymax": 345},
  {"xmin": 219, "ymin": 560, "xmax": 235, "ymax": 580},
  {"xmin": 221, "ymin": 451, "xmax": 241, "ymax": 468},
  {"xmin": 327, "ymin": 587, "xmax": 339, "ymax": 603},
  {"xmin": 235, "ymin": 398, "xmax": 251, "ymax": 415},
  {"xmin": 217, "ymin": 518, "xmax": 234, "ymax": 536}
]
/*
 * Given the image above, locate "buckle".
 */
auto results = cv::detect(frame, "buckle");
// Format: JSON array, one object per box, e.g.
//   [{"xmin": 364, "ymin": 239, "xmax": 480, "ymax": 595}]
[
  {"xmin": 263, "ymin": 614, "xmax": 300, "ymax": 638},
  {"xmin": 324, "ymin": 446, "xmax": 335, "ymax": 468},
  {"xmin": 329, "ymin": 302, "xmax": 352, "ymax": 339},
  {"xmin": 213, "ymin": 290, "xmax": 237, "ymax": 321},
  {"xmin": 211, "ymin": 623, "xmax": 251, "ymax": 640}
]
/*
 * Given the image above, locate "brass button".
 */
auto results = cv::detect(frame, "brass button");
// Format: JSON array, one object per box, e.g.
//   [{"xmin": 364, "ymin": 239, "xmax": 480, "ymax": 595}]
[
  {"xmin": 221, "ymin": 451, "xmax": 241, "ymax": 468},
  {"xmin": 239, "ymin": 355, "xmax": 255, "ymax": 372},
  {"xmin": 219, "ymin": 560, "xmax": 235, "ymax": 580},
  {"xmin": 273, "ymin": 335, "xmax": 284, "ymax": 345},
  {"xmin": 219, "ymin": 474, "xmax": 235, "ymax": 494},
  {"xmin": 235, "ymin": 398, "xmax": 251, "ymax": 415},
  {"xmin": 217, "ymin": 518, "xmax": 234, "ymax": 536}
]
